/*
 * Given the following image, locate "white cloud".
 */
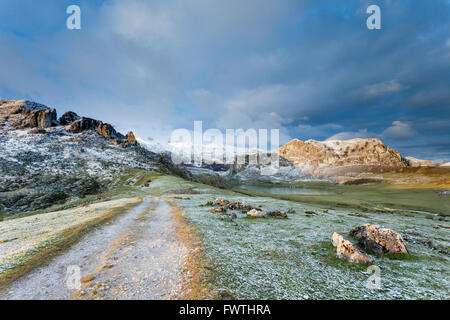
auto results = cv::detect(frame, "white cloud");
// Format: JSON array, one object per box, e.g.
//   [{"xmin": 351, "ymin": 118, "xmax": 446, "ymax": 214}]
[
  {"xmin": 326, "ymin": 128, "xmax": 376, "ymax": 141},
  {"xmin": 361, "ymin": 80, "xmax": 407, "ymax": 97},
  {"xmin": 382, "ymin": 121, "xmax": 418, "ymax": 140}
]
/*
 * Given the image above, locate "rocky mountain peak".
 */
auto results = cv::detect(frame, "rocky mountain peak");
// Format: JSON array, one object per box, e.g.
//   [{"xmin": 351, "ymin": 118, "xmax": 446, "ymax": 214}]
[
  {"xmin": 0, "ymin": 99, "xmax": 138, "ymax": 148},
  {"xmin": 0, "ymin": 99, "xmax": 57, "ymax": 129},
  {"xmin": 277, "ymin": 137, "xmax": 407, "ymax": 176}
]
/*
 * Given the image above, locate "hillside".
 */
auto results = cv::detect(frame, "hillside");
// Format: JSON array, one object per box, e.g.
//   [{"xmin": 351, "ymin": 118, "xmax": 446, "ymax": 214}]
[{"xmin": 0, "ymin": 99, "xmax": 187, "ymax": 215}]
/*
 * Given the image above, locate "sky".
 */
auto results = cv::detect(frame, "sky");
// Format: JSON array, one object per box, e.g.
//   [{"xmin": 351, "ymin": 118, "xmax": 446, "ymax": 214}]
[{"xmin": 0, "ymin": 0, "xmax": 449, "ymax": 160}]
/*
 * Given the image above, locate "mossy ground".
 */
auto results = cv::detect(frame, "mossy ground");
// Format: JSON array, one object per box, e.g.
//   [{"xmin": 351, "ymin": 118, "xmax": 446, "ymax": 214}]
[{"xmin": 147, "ymin": 174, "xmax": 450, "ymax": 299}]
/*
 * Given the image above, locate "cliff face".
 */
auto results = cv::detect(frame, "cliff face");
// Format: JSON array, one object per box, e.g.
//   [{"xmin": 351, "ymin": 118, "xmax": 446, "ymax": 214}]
[
  {"xmin": 0, "ymin": 99, "xmax": 137, "ymax": 147},
  {"xmin": 278, "ymin": 138, "xmax": 407, "ymax": 168},
  {"xmin": 0, "ymin": 100, "xmax": 57, "ymax": 129},
  {"xmin": 275, "ymin": 138, "xmax": 408, "ymax": 178}
]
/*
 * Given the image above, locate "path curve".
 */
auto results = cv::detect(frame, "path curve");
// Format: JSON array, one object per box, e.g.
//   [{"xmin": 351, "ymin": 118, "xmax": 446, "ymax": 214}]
[{"xmin": 0, "ymin": 198, "xmax": 188, "ymax": 300}]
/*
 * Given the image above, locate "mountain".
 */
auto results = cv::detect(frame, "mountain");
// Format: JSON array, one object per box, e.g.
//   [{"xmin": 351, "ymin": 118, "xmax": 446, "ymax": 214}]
[
  {"xmin": 278, "ymin": 138, "xmax": 406, "ymax": 169},
  {"xmin": 0, "ymin": 99, "xmax": 188, "ymax": 215},
  {"xmin": 226, "ymin": 137, "xmax": 414, "ymax": 183}
]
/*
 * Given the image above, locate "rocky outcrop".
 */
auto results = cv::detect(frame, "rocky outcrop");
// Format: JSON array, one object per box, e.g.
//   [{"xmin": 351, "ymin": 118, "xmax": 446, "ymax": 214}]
[
  {"xmin": 349, "ymin": 224, "xmax": 408, "ymax": 255},
  {"xmin": 125, "ymin": 131, "xmax": 137, "ymax": 146},
  {"xmin": 440, "ymin": 162, "xmax": 450, "ymax": 167},
  {"xmin": 278, "ymin": 138, "xmax": 407, "ymax": 175},
  {"xmin": 0, "ymin": 99, "xmax": 56, "ymax": 129},
  {"xmin": 1, "ymin": 100, "xmax": 138, "ymax": 148},
  {"xmin": 67, "ymin": 117, "xmax": 120, "ymax": 139},
  {"xmin": 331, "ymin": 232, "xmax": 374, "ymax": 264},
  {"xmin": 58, "ymin": 111, "xmax": 80, "ymax": 125}
]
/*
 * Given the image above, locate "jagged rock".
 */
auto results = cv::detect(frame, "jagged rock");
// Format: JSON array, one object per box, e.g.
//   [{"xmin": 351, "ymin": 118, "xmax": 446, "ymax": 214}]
[
  {"xmin": 0, "ymin": 99, "xmax": 56, "ymax": 129},
  {"xmin": 125, "ymin": 131, "xmax": 137, "ymax": 145},
  {"xmin": 287, "ymin": 208, "xmax": 296, "ymax": 213},
  {"xmin": 59, "ymin": 111, "xmax": 80, "ymax": 125},
  {"xmin": 331, "ymin": 232, "xmax": 374, "ymax": 264},
  {"xmin": 349, "ymin": 224, "xmax": 408, "ymax": 255},
  {"xmin": 67, "ymin": 117, "xmax": 120, "ymax": 139},
  {"xmin": 267, "ymin": 210, "xmax": 288, "ymax": 218},
  {"xmin": 247, "ymin": 209, "xmax": 265, "ymax": 217}
]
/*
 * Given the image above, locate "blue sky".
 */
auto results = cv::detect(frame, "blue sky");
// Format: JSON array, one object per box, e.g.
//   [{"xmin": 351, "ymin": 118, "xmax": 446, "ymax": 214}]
[{"xmin": 0, "ymin": 0, "xmax": 449, "ymax": 160}]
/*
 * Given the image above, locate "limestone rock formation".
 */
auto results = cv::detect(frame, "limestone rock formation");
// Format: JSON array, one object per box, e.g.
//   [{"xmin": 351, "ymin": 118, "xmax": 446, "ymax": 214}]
[
  {"xmin": 349, "ymin": 224, "xmax": 408, "ymax": 255},
  {"xmin": 0, "ymin": 99, "xmax": 139, "ymax": 148},
  {"xmin": 125, "ymin": 131, "xmax": 137, "ymax": 146},
  {"xmin": 278, "ymin": 138, "xmax": 407, "ymax": 174},
  {"xmin": 67, "ymin": 117, "xmax": 121, "ymax": 140},
  {"xmin": 58, "ymin": 111, "xmax": 80, "ymax": 125},
  {"xmin": 331, "ymin": 232, "xmax": 374, "ymax": 264},
  {"xmin": 0, "ymin": 99, "xmax": 56, "ymax": 129}
]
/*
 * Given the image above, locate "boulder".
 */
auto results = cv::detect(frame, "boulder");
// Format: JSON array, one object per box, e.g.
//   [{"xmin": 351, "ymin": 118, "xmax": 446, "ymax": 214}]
[
  {"xmin": 247, "ymin": 209, "xmax": 265, "ymax": 217},
  {"xmin": 331, "ymin": 232, "xmax": 374, "ymax": 264},
  {"xmin": 58, "ymin": 111, "xmax": 80, "ymax": 125},
  {"xmin": 215, "ymin": 198, "xmax": 230, "ymax": 207},
  {"xmin": 349, "ymin": 224, "xmax": 408, "ymax": 255},
  {"xmin": 267, "ymin": 210, "xmax": 288, "ymax": 218}
]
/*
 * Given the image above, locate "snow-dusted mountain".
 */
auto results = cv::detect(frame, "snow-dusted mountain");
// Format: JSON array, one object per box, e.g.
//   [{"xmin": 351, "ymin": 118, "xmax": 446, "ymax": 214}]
[{"xmin": 0, "ymin": 99, "xmax": 188, "ymax": 214}]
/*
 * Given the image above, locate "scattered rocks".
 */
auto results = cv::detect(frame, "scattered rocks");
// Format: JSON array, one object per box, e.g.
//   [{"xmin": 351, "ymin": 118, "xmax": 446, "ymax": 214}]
[
  {"xmin": 247, "ymin": 209, "xmax": 265, "ymax": 217},
  {"xmin": 349, "ymin": 224, "xmax": 408, "ymax": 255},
  {"xmin": 331, "ymin": 232, "xmax": 374, "ymax": 264},
  {"xmin": 266, "ymin": 210, "xmax": 288, "ymax": 218},
  {"xmin": 304, "ymin": 210, "xmax": 317, "ymax": 215},
  {"xmin": 204, "ymin": 198, "xmax": 254, "ymax": 212}
]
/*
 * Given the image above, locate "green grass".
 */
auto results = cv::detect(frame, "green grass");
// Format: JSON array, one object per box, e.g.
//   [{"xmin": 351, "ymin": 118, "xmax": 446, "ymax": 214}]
[
  {"xmin": 232, "ymin": 182, "xmax": 450, "ymax": 215},
  {"xmin": 147, "ymin": 175, "xmax": 450, "ymax": 299}
]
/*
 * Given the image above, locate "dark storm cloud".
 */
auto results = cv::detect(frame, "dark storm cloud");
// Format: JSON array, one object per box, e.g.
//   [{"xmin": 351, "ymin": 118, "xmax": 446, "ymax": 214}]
[{"xmin": 0, "ymin": 0, "xmax": 449, "ymax": 159}]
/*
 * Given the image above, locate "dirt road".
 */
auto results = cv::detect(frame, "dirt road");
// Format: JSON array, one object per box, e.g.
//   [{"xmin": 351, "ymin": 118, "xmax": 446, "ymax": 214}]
[{"xmin": 0, "ymin": 198, "xmax": 189, "ymax": 300}]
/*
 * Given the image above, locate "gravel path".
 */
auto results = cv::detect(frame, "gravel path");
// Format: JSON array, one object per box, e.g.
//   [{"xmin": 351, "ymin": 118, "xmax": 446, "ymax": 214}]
[{"xmin": 0, "ymin": 198, "xmax": 188, "ymax": 300}]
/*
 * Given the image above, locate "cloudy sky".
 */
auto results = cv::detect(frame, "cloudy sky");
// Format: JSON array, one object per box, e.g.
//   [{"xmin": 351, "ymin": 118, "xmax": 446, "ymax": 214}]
[{"xmin": 0, "ymin": 0, "xmax": 449, "ymax": 160}]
